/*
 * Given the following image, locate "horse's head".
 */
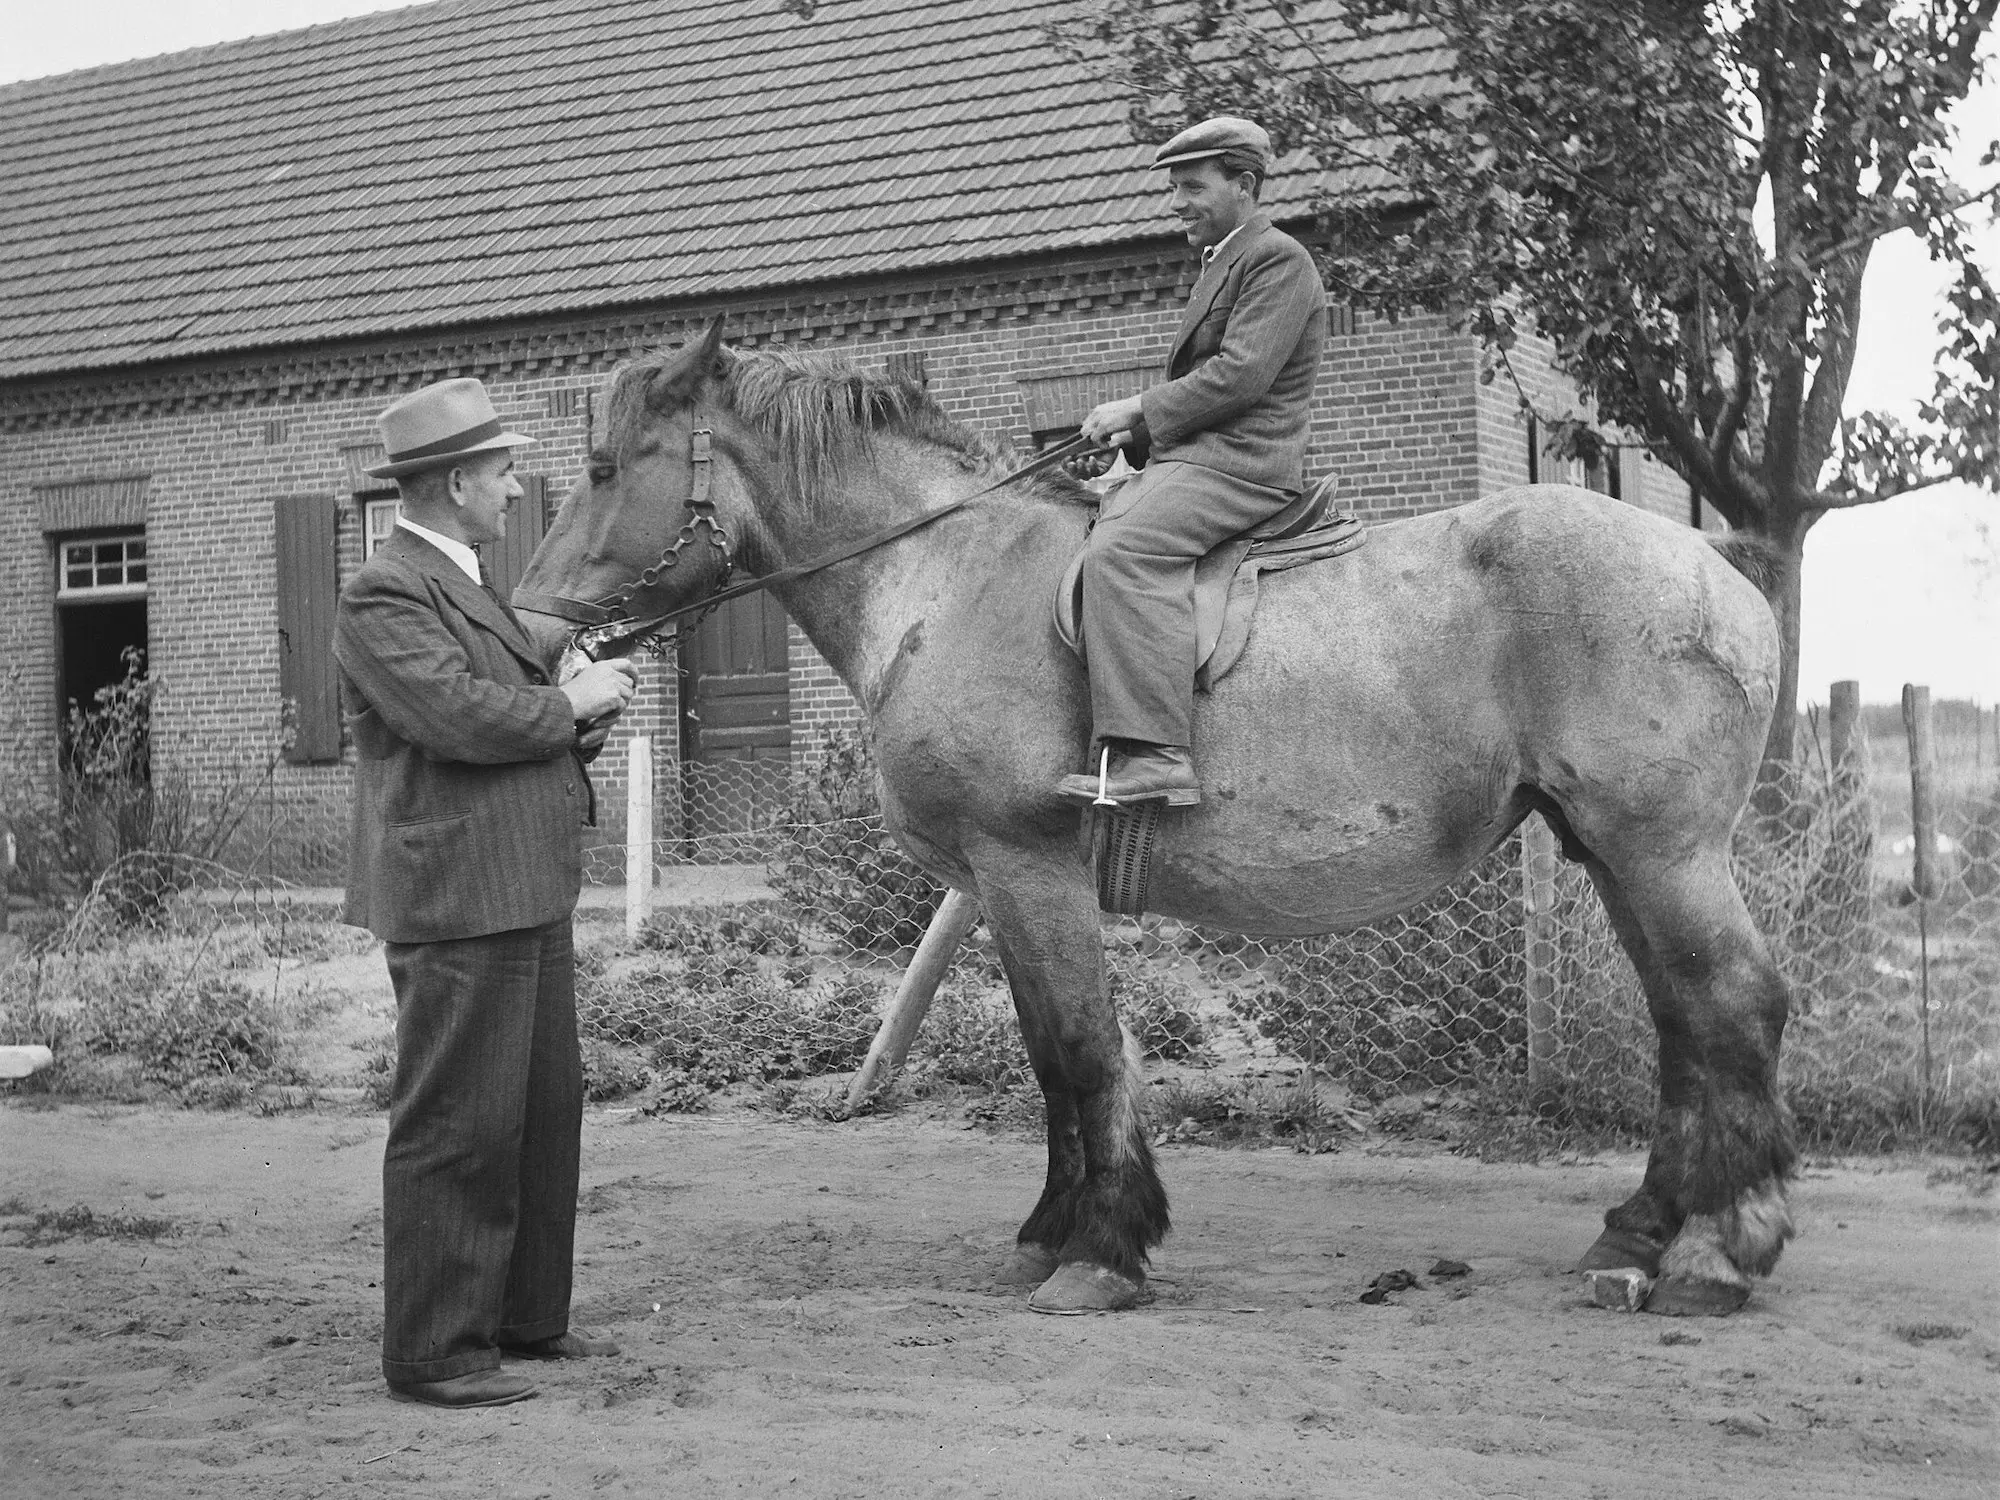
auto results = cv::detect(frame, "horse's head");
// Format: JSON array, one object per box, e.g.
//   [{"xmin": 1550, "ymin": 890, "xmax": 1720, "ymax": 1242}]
[{"xmin": 512, "ymin": 317, "xmax": 773, "ymax": 665}]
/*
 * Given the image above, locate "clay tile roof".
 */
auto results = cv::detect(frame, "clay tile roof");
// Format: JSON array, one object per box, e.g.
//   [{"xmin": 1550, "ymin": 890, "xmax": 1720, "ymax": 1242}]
[{"xmin": 0, "ymin": 0, "xmax": 1447, "ymax": 382}]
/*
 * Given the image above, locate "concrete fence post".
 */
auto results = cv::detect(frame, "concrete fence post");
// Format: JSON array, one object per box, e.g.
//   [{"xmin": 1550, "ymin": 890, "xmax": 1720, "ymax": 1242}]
[
  {"xmin": 1522, "ymin": 814, "xmax": 1560, "ymax": 1098},
  {"xmin": 625, "ymin": 735, "xmax": 653, "ymax": 942}
]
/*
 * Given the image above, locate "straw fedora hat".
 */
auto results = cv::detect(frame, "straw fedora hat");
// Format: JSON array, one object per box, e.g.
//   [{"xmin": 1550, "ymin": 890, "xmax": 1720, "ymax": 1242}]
[{"xmin": 367, "ymin": 378, "xmax": 538, "ymax": 479}]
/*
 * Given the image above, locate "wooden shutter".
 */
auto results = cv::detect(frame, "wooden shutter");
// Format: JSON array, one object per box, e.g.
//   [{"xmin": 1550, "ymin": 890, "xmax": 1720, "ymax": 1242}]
[
  {"xmin": 484, "ymin": 474, "xmax": 549, "ymax": 602},
  {"xmin": 273, "ymin": 494, "xmax": 340, "ymax": 763}
]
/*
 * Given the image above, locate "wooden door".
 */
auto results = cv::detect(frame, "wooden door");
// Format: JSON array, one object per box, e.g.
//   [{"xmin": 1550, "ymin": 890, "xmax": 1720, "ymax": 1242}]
[{"xmin": 678, "ymin": 591, "xmax": 792, "ymax": 840}]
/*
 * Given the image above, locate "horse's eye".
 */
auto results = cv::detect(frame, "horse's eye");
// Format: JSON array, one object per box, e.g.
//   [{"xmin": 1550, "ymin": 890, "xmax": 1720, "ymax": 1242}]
[{"xmin": 588, "ymin": 462, "xmax": 617, "ymax": 486}]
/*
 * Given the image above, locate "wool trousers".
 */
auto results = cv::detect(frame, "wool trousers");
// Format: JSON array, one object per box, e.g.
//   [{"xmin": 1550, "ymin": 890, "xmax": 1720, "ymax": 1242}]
[
  {"xmin": 380, "ymin": 918, "xmax": 582, "ymax": 1385},
  {"xmin": 1080, "ymin": 459, "xmax": 1299, "ymax": 746}
]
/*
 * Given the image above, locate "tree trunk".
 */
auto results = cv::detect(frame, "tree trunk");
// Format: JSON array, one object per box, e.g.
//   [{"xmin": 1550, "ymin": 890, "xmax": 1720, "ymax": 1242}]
[{"xmin": 1751, "ymin": 510, "xmax": 1813, "ymax": 814}]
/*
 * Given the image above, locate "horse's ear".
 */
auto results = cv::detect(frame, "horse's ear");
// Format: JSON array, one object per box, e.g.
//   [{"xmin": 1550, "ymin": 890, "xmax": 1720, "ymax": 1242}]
[{"xmin": 649, "ymin": 316, "xmax": 729, "ymax": 410}]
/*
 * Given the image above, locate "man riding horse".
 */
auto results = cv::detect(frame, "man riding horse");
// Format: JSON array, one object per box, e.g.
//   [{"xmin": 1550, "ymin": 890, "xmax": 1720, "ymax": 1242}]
[{"xmin": 1058, "ymin": 116, "xmax": 1328, "ymax": 808}]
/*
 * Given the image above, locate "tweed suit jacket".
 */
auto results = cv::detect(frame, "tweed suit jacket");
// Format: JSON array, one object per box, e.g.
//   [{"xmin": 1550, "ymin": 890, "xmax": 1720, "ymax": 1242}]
[
  {"xmin": 334, "ymin": 528, "xmax": 593, "ymax": 945},
  {"xmin": 1137, "ymin": 212, "xmax": 1327, "ymax": 493}
]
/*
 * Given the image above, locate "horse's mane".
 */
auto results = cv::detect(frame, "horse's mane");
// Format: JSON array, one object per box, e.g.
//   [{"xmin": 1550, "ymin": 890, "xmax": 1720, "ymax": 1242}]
[{"xmin": 608, "ymin": 343, "xmax": 1089, "ymax": 513}]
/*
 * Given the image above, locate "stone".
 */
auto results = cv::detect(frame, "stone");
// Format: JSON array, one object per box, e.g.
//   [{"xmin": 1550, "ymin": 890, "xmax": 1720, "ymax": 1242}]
[
  {"xmin": 0, "ymin": 1045, "xmax": 53, "ymax": 1080},
  {"xmin": 1585, "ymin": 1266, "xmax": 1654, "ymax": 1312}
]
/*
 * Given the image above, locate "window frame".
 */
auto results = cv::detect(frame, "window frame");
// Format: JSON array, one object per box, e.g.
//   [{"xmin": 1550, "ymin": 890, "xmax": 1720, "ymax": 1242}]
[
  {"xmin": 363, "ymin": 497, "xmax": 402, "ymax": 559},
  {"xmin": 55, "ymin": 529, "xmax": 148, "ymax": 603}
]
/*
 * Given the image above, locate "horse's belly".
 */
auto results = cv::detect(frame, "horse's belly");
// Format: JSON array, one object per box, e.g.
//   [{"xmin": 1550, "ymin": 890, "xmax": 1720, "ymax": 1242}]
[{"xmin": 1143, "ymin": 815, "xmax": 1499, "ymax": 935}]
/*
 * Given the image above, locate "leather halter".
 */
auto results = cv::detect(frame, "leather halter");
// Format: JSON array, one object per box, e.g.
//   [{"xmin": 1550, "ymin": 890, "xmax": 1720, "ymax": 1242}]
[{"xmin": 512, "ymin": 427, "xmax": 1100, "ymax": 660}]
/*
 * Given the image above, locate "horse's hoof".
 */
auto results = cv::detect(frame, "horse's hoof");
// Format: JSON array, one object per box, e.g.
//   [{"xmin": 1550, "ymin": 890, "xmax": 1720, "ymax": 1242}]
[
  {"xmin": 1645, "ymin": 1274, "xmax": 1750, "ymax": 1318},
  {"xmin": 995, "ymin": 1242, "xmax": 1059, "ymax": 1286},
  {"xmin": 1026, "ymin": 1262, "xmax": 1146, "ymax": 1315},
  {"xmin": 1577, "ymin": 1227, "xmax": 1666, "ymax": 1277}
]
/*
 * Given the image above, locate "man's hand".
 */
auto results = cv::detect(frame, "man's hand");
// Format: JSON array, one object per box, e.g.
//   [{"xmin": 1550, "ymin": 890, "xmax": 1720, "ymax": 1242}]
[
  {"xmin": 560, "ymin": 656, "xmax": 639, "ymax": 725},
  {"xmin": 575, "ymin": 714, "xmax": 618, "ymax": 755},
  {"xmin": 1080, "ymin": 395, "xmax": 1146, "ymax": 450}
]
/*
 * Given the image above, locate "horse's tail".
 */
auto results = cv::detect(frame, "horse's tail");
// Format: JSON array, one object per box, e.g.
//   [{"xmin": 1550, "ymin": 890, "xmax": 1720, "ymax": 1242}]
[{"xmin": 1707, "ymin": 532, "xmax": 1784, "ymax": 598}]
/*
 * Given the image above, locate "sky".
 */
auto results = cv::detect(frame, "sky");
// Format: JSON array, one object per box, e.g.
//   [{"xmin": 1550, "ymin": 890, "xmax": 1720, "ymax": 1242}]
[{"xmin": 4, "ymin": 2, "xmax": 1997, "ymax": 703}]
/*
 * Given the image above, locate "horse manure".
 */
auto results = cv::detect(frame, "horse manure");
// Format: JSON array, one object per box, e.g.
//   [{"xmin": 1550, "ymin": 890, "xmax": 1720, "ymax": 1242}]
[
  {"xmin": 1358, "ymin": 1269, "xmax": 1421, "ymax": 1303},
  {"xmin": 1427, "ymin": 1258, "xmax": 1472, "ymax": 1278}
]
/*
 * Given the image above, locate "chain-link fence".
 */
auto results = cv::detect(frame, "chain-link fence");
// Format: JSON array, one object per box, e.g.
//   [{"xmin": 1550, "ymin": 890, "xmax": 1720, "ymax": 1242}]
[{"xmin": 5, "ymin": 719, "xmax": 1996, "ymax": 1150}]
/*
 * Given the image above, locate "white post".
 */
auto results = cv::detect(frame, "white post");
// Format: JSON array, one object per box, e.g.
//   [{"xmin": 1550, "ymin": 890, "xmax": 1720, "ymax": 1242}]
[
  {"xmin": 625, "ymin": 735, "xmax": 653, "ymax": 942},
  {"xmin": 1522, "ymin": 814, "xmax": 1559, "ymax": 1098}
]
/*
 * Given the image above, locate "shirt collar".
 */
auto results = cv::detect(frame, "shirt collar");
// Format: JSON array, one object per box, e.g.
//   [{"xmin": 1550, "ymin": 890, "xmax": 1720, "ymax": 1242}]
[
  {"xmin": 396, "ymin": 517, "xmax": 483, "ymax": 585},
  {"xmin": 1200, "ymin": 222, "xmax": 1247, "ymax": 267}
]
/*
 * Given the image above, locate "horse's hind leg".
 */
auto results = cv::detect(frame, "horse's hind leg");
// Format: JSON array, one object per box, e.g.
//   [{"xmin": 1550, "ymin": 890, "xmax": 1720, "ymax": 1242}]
[
  {"xmin": 1585, "ymin": 855, "xmax": 1796, "ymax": 1315},
  {"xmin": 976, "ymin": 859, "xmax": 1168, "ymax": 1313}
]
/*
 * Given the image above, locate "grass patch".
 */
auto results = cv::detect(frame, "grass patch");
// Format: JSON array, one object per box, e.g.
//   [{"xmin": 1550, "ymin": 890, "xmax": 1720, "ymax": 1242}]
[
  {"xmin": 13, "ymin": 1204, "xmax": 181, "ymax": 1245},
  {"xmin": 1, "ymin": 934, "xmax": 327, "ymax": 1104},
  {"xmin": 576, "ymin": 930, "xmax": 884, "ymax": 1109},
  {"xmin": 1893, "ymin": 1321, "xmax": 1969, "ymax": 1344}
]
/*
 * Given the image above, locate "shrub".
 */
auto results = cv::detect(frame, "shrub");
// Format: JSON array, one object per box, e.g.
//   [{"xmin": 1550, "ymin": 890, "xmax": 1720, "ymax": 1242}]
[
  {"xmin": 910, "ymin": 981, "xmax": 1033, "ymax": 1090},
  {"xmin": 1227, "ymin": 845, "xmax": 1525, "ymax": 1100},
  {"xmin": 1104, "ymin": 946, "xmax": 1209, "ymax": 1063},
  {"xmin": 576, "ymin": 941, "xmax": 882, "ymax": 1102},
  {"xmin": 770, "ymin": 728, "xmax": 943, "ymax": 951},
  {"xmin": 0, "ymin": 650, "xmax": 278, "ymax": 920},
  {"xmin": 0, "ymin": 940, "xmax": 316, "ymax": 1103}
]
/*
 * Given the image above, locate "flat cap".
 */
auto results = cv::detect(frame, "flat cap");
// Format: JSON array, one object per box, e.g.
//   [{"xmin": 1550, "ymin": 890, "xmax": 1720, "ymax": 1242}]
[{"xmin": 1152, "ymin": 116, "xmax": 1271, "ymax": 171}]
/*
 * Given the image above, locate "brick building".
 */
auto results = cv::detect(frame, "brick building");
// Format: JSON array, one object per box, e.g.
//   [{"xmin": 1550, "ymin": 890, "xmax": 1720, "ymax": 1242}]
[{"xmin": 0, "ymin": 0, "xmax": 1687, "ymax": 879}]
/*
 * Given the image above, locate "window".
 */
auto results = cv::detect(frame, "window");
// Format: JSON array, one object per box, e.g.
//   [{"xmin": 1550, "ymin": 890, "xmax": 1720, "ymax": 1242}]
[
  {"xmin": 57, "ymin": 532, "xmax": 147, "ymax": 600},
  {"xmin": 364, "ymin": 497, "xmax": 401, "ymax": 558}
]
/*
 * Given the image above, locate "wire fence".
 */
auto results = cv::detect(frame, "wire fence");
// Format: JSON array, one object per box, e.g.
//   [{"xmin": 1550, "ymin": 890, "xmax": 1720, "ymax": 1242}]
[{"xmin": 4, "ymin": 720, "xmax": 1996, "ymax": 1150}]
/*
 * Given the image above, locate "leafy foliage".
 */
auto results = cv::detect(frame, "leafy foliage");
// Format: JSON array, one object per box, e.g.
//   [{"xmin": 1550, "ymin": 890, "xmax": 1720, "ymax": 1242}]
[
  {"xmin": 771, "ymin": 728, "xmax": 944, "ymax": 950},
  {"xmin": 1225, "ymin": 843, "xmax": 1527, "ymax": 1098},
  {"xmin": 1, "ymin": 648, "xmax": 277, "ymax": 916},
  {"xmin": 1052, "ymin": 0, "xmax": 1999, "ymax": 762},
  {"xmin": 576, "ymin": 934, "xmax": 884, "ymax": 1107},
  {"xmin": 0, "ymin": 936, "xmax": 318, "ymax": 1104}
]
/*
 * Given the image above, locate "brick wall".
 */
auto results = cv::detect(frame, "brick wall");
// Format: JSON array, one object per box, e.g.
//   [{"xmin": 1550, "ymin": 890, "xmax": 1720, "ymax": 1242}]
[
  {"xmin": 1, "ymin": 244, "xmax": 1615, "ymax": 881},
  {"xmin": 1473, "ymin": 324, "xmax": 1694, "ymax": 522}
]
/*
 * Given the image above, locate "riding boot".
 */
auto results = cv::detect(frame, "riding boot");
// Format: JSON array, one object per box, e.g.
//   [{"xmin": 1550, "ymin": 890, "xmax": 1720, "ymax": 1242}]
[{"xmin": 1056, "ymin": 742, "xmax": 1202, "ymax": 807}]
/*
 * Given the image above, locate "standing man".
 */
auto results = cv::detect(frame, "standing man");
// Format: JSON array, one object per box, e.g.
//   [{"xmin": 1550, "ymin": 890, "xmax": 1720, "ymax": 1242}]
[
  {"xmin": 336, "ymin": 378, "xmax": 639, "ymax": 1409},
  {"xmin": 1057, "ymin": 116, "xmax": 1327, "ymax": 807}
]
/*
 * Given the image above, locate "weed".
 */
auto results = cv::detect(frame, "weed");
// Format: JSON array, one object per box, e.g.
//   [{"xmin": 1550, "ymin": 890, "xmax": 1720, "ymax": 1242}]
[
  {"xmin": 1894, "ymin": 1322, "xmax": 1968, "ymax": 1344},
  {"xmin": 635, "ymin": 905, "xmax": 806, "ymax": 957},
  {"xmin": 770, "ymin": 729, "xmax": 943, "ymax": 951},
  {"xmin": 578, "ymin": 940, "xmax": 882, "ymax": 1101},
  {"xmin": 0, "ymin": 939, "xmax": 319, "ymax": 1104},
  {"xmin": 21, "ymin": 1204, "xmax": 180, "ymax": 1245},
  {"xmin": 581, "ymin": 1038, "xmax": 652, "ymax": 1102},
  {"xmin": 1105, "ymin": 946, "xmax": 1210, "ymax": 1063}
]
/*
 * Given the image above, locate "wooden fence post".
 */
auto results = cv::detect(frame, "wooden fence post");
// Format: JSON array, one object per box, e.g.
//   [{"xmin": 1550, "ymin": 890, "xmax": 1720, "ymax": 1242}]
[
  {"xmin": 1901, "ymin": 684, "xmax": 1937, "ymax": 1131},
  {"xmin": 1902, "ymin": 686, "xmax": 1940, "ymax": 901},
  {"xmin": 1828, "ymin": 680, "xmax": 1860, "ymax": 781},
  {"xmin": 1522, "ymin": 814, "xmax": 1560, "ymax": 1098},
  {"xmin": 625, "ymin": 735, "xmax": 653, "ymax": 942}
]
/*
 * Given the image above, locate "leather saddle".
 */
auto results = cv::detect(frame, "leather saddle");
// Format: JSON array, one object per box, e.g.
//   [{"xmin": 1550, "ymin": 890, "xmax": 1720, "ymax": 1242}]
[{"xmin": 1055, "ymin": 472, "xmax": 1365, "ymax": 691}]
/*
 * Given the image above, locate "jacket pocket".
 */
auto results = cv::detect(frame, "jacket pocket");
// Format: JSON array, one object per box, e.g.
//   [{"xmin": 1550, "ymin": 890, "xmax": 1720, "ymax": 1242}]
[{"xmin": 389, "ymin": 809, "xmax": 472, "ymax": 829}]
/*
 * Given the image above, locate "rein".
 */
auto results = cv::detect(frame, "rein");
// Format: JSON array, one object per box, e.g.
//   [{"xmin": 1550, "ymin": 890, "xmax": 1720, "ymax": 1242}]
[{"xmin": 513, "ymin": 428, "xmax": 1102, "ymax": 660}]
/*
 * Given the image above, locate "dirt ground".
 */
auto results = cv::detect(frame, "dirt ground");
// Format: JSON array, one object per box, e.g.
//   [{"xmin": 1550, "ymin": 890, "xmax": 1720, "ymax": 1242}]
[{"xmin": 1, "ymin": 1102, "xmax": 1993, "ymax": 1500}]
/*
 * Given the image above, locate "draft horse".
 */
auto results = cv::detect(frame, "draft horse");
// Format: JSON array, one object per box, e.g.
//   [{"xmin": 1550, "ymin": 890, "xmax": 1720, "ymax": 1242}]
[{"xmin": 513, "ymin": 320, "xmax": 1798, "ymax": 1317}]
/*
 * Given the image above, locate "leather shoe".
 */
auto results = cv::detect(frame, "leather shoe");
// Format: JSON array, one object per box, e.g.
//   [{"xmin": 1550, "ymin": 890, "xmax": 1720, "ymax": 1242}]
[
  {"xmin": 1056, "ymin": 743, "xmax": 1201, "ymax": 807},
  {"xmin": 499, "ymin": 1327, "xmax": 620, "ymax": 1359},
  {"xmin": 387, "ymin": 1369, "xmax": 537, "ymax": 1408}
]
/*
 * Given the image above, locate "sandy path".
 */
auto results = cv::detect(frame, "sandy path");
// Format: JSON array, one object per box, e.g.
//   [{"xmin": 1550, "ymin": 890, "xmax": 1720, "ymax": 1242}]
[{"xmin": 1, "ymin": 1104, "xmax": 1993, "ymax": 1499}]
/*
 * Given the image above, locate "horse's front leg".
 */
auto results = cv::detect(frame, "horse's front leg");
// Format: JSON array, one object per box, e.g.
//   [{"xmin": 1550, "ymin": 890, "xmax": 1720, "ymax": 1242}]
[{"xmin": 974, "ymin": 852, "xmax": 1168, "ymax": 1313}]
